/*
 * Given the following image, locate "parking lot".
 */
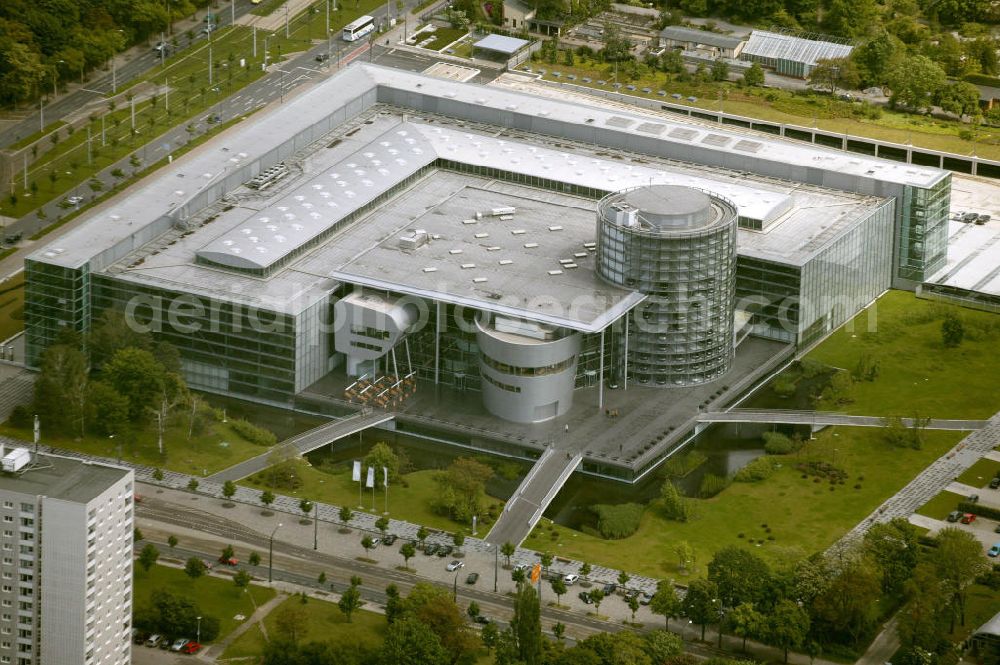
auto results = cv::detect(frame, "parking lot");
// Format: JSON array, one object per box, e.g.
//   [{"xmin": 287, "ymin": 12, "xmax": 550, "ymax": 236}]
[{"xmin": 130, "ymin": 645, "xmax": 196, "ymax": 665}]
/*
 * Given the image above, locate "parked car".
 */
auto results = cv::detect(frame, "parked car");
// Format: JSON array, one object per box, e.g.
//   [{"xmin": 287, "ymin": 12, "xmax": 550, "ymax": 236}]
[
  {"xmin": 145, "ymin": 634, "xmax": 163, "ymax": 648},
  {"xmin": 383, "ymin": 534, "xmax": 397, "ymax": 545},
  {"xmin": 218, "ymin": 556, "xmax": 238, "ymax": 566},
  {"xmin": 995, "ymin": 523, "xmax": 1000, "ymax": 534},
  {"xmin": 446, "ymin": 560, "xmax": 464, "ymax": 572},
  {"xmin": 369, "ymin": 537, "xmax": 381, "ymax": 548},
  {"xmin": 437, "ymin": 545, "xmax": 453, "ymax": 557},
  {"xmin": 423, "ymin": 543, "xmax": 438, "ymax": 556},
  {"xmin": 962, "ymin": 212, "xmax": 979, "ymax": 223},
  {"xmin": 466, "ymin": 572, "xmax": 479, "ymax": 584},
  {"xmin": 990, "ymin": 477, "xmax": 1000, "ymax": 489},
  {"xmin": 578, "ymin": 591, "xmax": 593, "ymax": 604},
  {"xmin": 182, "ymin": 641, "xmax": 202, "ymax": 654},
  {"xmin": 159, "ymin": 636, "xmax": 173, "ymax": 650},
  {"xmin": 602, "ymin": 583, "xmax": 617, "ymax": 596},
  {"xmin": 67, "ymin": 195, "xmax": 84, "ymax": 205},
  {"xmin": 989, "ymin": 543, "xmax": 1000, "ymax": 557},
  {"xmin": 133, "ymin": 631, "xmax": 149, "ymax": 645},
  {"xmin": 960, "ymin": 513, "xmax": 976, "ymax": 524},
  {"xmin": 639, "ymin": 591, "xmax": 654, "ymax": 606},
  {"xmin": 315, "ymin": 53, "xmax": 329, "ymax": 62},
  {"xmin": 563, "ymin": 573, "xmax": 579, "ymax": 585},
  {"xmin": 170, "ymin": 638, "xmax": 189, "ymax": 652},
  {"xmin": 474, "ymin": 615, "xmax": 491, "ymax": 624},
  {"xmin": 968, "ymin": 494, "xmax": 980, "ymax": 504},
  {"xmin": 946, "ymin": 510, "xmax": 963, "ymax": 522},
  {"xmin": 980, "ymin": 214, "xmax": 992, "ymax": 223}
]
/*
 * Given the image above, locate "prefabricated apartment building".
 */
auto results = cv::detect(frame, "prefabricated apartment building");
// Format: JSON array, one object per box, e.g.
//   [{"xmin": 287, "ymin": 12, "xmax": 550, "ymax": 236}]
[{"xmin": 24, "ymin": 64, "xmax": 951, "ymax": 430}]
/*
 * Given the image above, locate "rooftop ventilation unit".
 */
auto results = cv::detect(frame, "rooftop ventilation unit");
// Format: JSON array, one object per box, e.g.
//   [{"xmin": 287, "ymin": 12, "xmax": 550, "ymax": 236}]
[
  {"xmin": 246, "ymin": 162, "xmax": 289, "ymax": 190},
  {"xmin": 491, "ymin": 207, "xmax": 516, "ymax": 216},
  {"xmin": 398, "ymin": 229, "xmax": 430, "ymax": 250},
  {"xmin": 1, "ymin": 448, "xmax": 31, "ymax": 473},
  {"xmin": 610, "ymin": 202, "xmax": 639, "ymax": 227}
]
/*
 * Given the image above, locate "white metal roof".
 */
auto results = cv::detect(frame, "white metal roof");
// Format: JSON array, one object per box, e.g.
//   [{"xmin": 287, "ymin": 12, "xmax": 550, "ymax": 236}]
[
  {"xmin": 659, "ymin": 26, "xmax": 743, "ymax": 49},
  {"xmin": 473, "ymin": 34, "xmax": 529, "ymax": 54},
  {"xmin": 741, "ymin": 30, "xmax": 853, "ymax": 67}
]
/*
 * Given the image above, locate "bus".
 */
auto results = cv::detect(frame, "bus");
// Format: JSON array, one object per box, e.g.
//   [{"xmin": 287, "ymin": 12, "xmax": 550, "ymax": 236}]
[{"xmin": 342, "ymin": 15, "xmax": 376, "ymax": 41}]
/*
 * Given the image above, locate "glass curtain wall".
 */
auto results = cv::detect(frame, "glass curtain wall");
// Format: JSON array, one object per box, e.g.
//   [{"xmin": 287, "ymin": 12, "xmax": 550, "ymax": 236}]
[
  {"xmin": 24, "ymin": 260, "xmax": 90, "ymax": 368},
  {"xmin": 896, "ymin": 175, "xmax": 950, "ymax": 282},
  {"xmin": 91, "ymin": 276, "xmax": 297, "ymax": 401}
]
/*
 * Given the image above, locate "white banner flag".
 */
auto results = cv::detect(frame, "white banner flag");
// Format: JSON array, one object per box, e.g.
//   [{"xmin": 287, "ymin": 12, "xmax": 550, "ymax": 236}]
[
  {"xmin": 352, "ymin": 460, "xmax": 361, "ymax": 482},
  {"xmin": 383, "ymin": 466, "xmax": 388, "ymax": 487},
  {"xmin": 366, "ymin": 466, "xmax": 375, "ymax": 489}
]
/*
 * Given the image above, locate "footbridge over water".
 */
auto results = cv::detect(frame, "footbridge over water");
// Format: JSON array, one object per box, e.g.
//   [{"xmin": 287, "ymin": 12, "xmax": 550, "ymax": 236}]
[
  {"xmin": 695, "ymin": 409, "xmax": 988, "ymax": 431},
  {"xmin": 206, "ymin": 409, "xmax": 395, "ymax": 483},
  {"xmin": 485, "ymin": 448, "xmax": 582, "ymax": 548}
]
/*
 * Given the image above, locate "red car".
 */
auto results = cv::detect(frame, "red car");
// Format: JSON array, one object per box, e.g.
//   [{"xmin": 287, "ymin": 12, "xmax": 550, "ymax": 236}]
[
  {"xmin": 960, "ymin": 513, "xmax": 976, "ymax": 524},
  {"xmin": 181, "ymin": 641, "xmax": 201, "ymax": 654},
  {"xmin": 218, "ymin": 556, "xmax": 238, "ymax": 566}
]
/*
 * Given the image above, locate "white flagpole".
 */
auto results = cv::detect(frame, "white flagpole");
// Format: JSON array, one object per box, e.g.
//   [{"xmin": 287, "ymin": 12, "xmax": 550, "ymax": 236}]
[
  {"xmin": 366, "ymin": 467, "xmax": 375, "ymax": 511},
  {"xmin": 353, "ymin": 460, "xmax": 363, "ymax": 508},
  {"xmin": 383, "ymin": 466, "xmax": 389, "ymax": 515}
]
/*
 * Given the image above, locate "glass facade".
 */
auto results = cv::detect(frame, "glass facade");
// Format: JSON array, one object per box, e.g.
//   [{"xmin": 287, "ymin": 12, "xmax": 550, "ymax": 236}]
[
  {"xmin": 90, "ymin": 276, "xmax": 299, "ymax": 402},
  {"xmin": 896, "ymin": 175, "xmax": 950, "ymax": 283},
  {"xmin": 735, "ymin": 257, "xmax": 801, "ymax": 343},
  {"xmin": 24, "ymin": 260, "xmax": 91, "ymax": 368},
  {"xmin": 596, "ymin": 187, "xmax": 738, "ymax": 386}
]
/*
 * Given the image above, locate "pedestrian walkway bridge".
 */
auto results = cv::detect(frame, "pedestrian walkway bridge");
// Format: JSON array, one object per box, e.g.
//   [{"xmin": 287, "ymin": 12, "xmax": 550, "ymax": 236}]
[
  {"xmin": 696, "ymin": 409, "xmax": 987, "ymax": 431},
  {"xmin": 485, "ymin": 448, "xmax": 582, "ymax": 548},
  {"xmin": 206, "ymin": 409, "xmax": 394, "ymax": 482}
]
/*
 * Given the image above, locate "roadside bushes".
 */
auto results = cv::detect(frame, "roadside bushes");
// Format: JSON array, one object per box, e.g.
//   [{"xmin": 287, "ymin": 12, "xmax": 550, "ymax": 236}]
[
  {"xmin": 592, "ymin": 503, "xmax": 645, "ymax": 539},
  {"xmin": 230, "ymin": 418, "xmax": 277, "ymax": 446}
]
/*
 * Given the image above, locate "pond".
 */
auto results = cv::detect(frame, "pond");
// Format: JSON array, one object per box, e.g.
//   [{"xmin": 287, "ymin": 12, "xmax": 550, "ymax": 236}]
[{"xmin": 304, "ymin": 429, "xmax": 530, "ymax": 501}]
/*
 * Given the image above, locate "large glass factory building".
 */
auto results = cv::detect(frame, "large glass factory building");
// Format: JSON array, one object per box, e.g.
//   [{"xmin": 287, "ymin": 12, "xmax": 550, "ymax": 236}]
[{"xmin": 24, "ymin": 64, "xmax": 945, "ymax": 424}]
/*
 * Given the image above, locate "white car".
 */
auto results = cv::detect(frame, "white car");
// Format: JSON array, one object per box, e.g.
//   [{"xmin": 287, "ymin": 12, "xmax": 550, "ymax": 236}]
[
  {"xmin": 170, "ymin": 638, "xmax": 189, "ymax": 652},
  {"xmin": 67, "ymin": 196, "xmax": 84, "ymax": 205},
  {"xmin": 446, "ymin": 560, "xmax": 464, "ymax": 572},
  {"xmin": 563, "ymin": 573, "xmax": 579, "ymax": 585}
]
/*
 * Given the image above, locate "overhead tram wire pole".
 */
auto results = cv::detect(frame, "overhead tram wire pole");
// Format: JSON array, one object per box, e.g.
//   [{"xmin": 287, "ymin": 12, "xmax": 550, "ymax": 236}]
[{"xmin": 268, "ymin": 522, "xmax": 283, "ymax": 583}]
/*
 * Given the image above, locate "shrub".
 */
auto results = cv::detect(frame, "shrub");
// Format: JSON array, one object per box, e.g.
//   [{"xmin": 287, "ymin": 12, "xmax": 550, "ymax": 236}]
[
  {"xmin": 230, "ymin": 418, "xmax": 277, "ymax": 446},
  {"xmin": 772, "ymin": 376, "xmax": 796, "ymax": 398},
  {"xmin": 798, "ymin": 358, "xmax": 828, "ymax": 379},
  {"xmin": 762, "ymin": 431, "xmax": 799, "ymax": 455},
  {"xmin": 592, "ymin": 503, "xmax": 645, "ymax": 539},
  {"xmin": 733, "ymin": 456, "xmax": 778, "ymax": 482},
  {"xmin": 698, "ymin": 473, "xmax": 730, "ymax": 498},
  {"xmin": 8, "ymin": 405, "xmax": 32, "ymax": 429}
]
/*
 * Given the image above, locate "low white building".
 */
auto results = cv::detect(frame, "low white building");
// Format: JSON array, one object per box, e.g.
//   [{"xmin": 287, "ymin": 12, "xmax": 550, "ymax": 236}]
[{"xmin": 0, "ymin": 449, "xmax": 134, "ymax": 665}]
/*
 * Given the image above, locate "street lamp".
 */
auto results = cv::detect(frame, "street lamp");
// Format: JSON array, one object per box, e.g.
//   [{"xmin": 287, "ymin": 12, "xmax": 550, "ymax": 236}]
[
  {"xmin": 268, "ymin": 522, "xmax": 282, "ymax": 583},
  {"xmin": 196, "ymin": 615, "xmax": 201, "ymax": 644}
]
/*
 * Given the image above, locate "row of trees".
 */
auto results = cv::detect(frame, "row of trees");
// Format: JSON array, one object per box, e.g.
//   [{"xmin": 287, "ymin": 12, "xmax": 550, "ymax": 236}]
[
  {"xmin": 19, "ymin": 310, "xmax": 196, "ymax": 455},
  {"xmin": 646, "ymin": 520, "xmax": 994, "ymax": 662},
  {"xmin": 0, "ymin": 0, "xmax": 209, "ymax": 107}
]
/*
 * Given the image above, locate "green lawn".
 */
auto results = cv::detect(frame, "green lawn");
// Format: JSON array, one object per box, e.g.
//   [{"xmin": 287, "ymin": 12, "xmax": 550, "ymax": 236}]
[
  {"xmin": 956, "ymin": 458, "xmax": 1000, "ymax": 488},
  {"xmin": 945, "ymin": 583, "xmax": 1000, "ymax": 644},
  {"xmin": 914, "ymin": 490, "xmax": 965, "ymax": 520},
  {"xmin": 242, "ymin": 458, "xmax": 503, "ymax": 534},
  {"xmin": 524, "ymin": 427, "xmax": 963, "ymax": 580},
  {"xmin": 221, "ymin": 595, "xmax": 386, "ymax": 659},
  {"xmin": 515, "ymin": 57, "xmax": 1000, "ymax": 161},
  {"xmin": 806, "ymin": 291, "xmax": 1000, "ymax": 419},
  {"xmin": 0, "ymin": 272, "xmax": 24, "ymax": 342},
  {"xmin": 419, "ymin": 27, "xmax": 468, "ymax": 51},
  {"xmin": 0, "ymin": 416, "xmax": 267, "ymax": 477},
  {"xmin": 134, "ymin": 563, "xmax": 275, "ymax": 642}
]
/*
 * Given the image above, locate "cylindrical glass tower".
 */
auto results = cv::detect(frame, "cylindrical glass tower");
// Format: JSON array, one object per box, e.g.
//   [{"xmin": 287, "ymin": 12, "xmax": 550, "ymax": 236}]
[{"xmin": 596, "ymin": 185, "xmax": 738, "ymax": 386}]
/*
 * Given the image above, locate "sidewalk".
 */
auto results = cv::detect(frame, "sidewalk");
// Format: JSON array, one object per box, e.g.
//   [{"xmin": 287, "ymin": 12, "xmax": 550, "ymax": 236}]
[{"xmin": 200, "ymin": 590, "xmax": 288, "ymax": 661}]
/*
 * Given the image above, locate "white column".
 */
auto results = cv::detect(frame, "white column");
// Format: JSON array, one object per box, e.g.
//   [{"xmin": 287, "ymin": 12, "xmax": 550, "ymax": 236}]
[{"xmin": 598, "ymin": 329, "xmax": 605, "ymax": 409}]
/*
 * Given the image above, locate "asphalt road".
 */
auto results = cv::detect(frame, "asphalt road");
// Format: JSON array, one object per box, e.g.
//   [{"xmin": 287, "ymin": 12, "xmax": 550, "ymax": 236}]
[{"xmin": 135, "ymin": 498, "xmax": 638, "ymax": 644}]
